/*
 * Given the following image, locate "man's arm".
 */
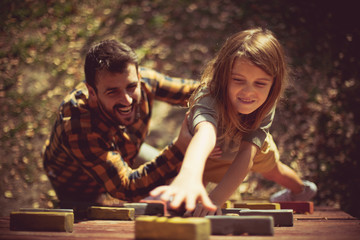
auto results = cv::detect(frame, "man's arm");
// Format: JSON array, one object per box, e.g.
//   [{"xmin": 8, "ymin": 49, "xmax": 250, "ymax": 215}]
[
  {"xmin": 140, "ymin": 67, "xmax": 199, "ymax": 106},
  {"xmin": 67, "ymin": 115, "xmax": 192, "ymax": 202}
]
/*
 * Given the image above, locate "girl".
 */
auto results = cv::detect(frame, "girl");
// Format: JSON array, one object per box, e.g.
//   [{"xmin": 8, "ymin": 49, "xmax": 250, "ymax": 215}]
[{"xmin": 150, "ymin": 28, "xmax": 317, "ymax": 216}]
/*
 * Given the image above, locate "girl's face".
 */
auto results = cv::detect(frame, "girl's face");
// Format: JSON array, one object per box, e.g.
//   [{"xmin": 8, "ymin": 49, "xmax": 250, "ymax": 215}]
[{"xmin": 227, "ymin": 58, "xmax": 273, "ymax": 115}]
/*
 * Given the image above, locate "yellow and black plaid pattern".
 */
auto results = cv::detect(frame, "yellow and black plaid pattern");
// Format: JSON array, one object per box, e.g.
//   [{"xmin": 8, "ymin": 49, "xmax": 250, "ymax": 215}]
[{"xmin": 43, "ymin": 67, "xmax": 199, "ymax": 203}]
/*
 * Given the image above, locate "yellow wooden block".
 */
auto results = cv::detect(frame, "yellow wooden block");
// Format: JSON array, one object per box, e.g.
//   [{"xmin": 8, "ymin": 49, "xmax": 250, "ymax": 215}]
[
  {"xmin": 88, "ymin": 206, "xmax": 135, "ymax": 220},
  {"xmin": 221, "ymin": 200, "xmax": 233, "ymax": 209},
  {"xmin": 10, "ymin": 211, "xmax": 74, "ymax": 232},
  {"xmin": 135, "ymin": 216, "xmax": 211, "ymax": 240},
  {"xmin": 233, "ymin": 203, "xmax": 280, "ymax": 210}
]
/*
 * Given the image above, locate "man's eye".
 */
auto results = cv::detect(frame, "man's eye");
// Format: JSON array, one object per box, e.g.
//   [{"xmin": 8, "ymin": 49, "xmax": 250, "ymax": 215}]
[
  {"xmin": 127, "ymin": 85, "xmax": 137, "ymax": 92},
  {"xmin": 106, "ymin": 90, "xmax": 119, "ymax": 96}
]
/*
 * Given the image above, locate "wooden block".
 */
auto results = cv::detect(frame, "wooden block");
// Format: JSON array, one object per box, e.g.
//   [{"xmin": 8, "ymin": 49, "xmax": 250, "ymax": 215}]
[
  {"xmin": 276, "ymin": 201, "xmax": 314, "ymax": 214},
  {"xmin": 238, "ymin": 209, "xmax": 293, "ymax": 226},
  {"xmin": 88, "ymin": 206, "xmax": 134, "ymax": 220},
  {"xmin": 221, "ymin": 208, "xmax": 249, "ymax": 215},
  {"xmin": 19, "ymin": 208, "xmax": 73, "ymax": 213},
  {"xmin": 125, "ymin": 200, "xmax": 166, "ymax": 216},
  {"xmin": 206, "ymin": 215, "xmax": 274, "ymax": 236},
  {"xmin": 135, "ymin": 216, "xmax": 211, "ymax": 240},
  {"xmin": 221, "ymin": 200, "xmax": 233, "ymax": 208},
  {"xmin": 10, "ymin": 211, "xmax": 74, "ymax": 232},
  {"xmin": 234, "ymin": 202, "xmax": 280, "ymax": 210}
]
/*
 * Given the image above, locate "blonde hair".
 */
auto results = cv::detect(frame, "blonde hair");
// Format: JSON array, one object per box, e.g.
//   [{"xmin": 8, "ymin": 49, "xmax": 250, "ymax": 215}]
[{"xmin": 190, "ymin": 27, "xmax": 288, "ymax": 143}]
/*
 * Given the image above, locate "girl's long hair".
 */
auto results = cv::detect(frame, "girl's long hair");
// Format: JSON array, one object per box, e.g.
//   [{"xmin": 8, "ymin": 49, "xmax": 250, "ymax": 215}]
[{"xmin": 189, "ymin": 28, "xmax": 288, "ymax": 143}]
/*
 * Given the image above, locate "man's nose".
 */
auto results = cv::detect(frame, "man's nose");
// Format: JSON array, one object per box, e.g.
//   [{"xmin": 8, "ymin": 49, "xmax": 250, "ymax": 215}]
[{"xmin": 119, "ymin": 92, "xmax": 133, "ymax": 105}]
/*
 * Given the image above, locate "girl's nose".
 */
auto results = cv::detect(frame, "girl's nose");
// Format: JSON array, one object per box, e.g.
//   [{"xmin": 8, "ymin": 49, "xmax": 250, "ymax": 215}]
[{"xmin": 241, "ymin": 84, "xmax": 254, "ymax": 95}]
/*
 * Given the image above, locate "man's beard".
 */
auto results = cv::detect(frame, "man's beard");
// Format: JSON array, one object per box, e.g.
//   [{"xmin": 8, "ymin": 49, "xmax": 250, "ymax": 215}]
[{"xmin": 97, "ymin": 98, "xmax": 138, "ymax": 126}]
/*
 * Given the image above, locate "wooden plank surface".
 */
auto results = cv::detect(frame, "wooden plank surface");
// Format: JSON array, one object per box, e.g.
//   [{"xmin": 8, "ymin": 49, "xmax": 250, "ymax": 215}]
[{"xmin": 0, "ymin": 207, "xmax": 359, "ymax": 240}]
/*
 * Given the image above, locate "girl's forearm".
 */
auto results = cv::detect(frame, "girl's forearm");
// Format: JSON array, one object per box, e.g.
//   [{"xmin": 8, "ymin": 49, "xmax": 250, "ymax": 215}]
[{"xmin": 177, "ymin": 121, "xmax": 217, "ymax": 181}]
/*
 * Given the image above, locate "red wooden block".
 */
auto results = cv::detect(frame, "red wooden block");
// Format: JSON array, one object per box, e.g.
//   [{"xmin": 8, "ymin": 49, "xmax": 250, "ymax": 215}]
[{"xmin": 276, "ymin": 201, "xmax": 314, "ymax": 214}]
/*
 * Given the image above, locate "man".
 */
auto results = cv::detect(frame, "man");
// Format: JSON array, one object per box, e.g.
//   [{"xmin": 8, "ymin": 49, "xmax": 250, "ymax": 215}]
[{"xmin": 43, "ymin": 39, "xmax": 198, "ymax": 213}]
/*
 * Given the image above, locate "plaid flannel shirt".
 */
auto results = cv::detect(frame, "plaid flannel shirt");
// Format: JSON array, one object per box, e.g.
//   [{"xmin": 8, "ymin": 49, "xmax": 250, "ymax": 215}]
[{"xmin": 43, "ymin": 67, "xmax": 199, "ymax": 203}]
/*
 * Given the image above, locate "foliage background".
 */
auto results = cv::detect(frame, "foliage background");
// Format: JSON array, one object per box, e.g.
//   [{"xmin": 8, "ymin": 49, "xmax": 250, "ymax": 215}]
[{"xmin": 1, "ymin": 0, "xmax": 359, "ymax": 218}]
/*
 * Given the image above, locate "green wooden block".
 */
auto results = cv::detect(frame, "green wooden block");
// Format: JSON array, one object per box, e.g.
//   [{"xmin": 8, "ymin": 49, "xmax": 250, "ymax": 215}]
[
  {"xmin": 88, "ymin": 206, "xmax": 135, "ymax": 220},
  {"xmin": 239, "ymin": 209, "xmax": 293, "ymax": 226},
  {"xmin": 135, "ymin": 216, "xmax": 211, "ymax": 240},
  {"xmin": 206, "ymin": 215, "xmax": 274, "ymax": 236},
  {"xmin": 19, "ymin": 208, "xmax": 73, "ymax": 213},
  {"xmin": 10, "ymin": 211, "xmax": 74, "ymax": 232},
  {"xmin": 234, "ymin": 202, "xmax": 280, "ymax": 210}
]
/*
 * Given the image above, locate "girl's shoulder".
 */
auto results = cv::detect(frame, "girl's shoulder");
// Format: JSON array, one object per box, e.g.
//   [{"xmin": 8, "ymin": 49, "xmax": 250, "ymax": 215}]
[{"xmin": 193, "ymin": 87, "xmax": 216, "ymax": 106}]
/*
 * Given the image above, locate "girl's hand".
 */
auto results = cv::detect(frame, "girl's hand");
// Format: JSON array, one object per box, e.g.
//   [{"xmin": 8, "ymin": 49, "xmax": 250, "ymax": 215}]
[
  {"xmin": 150, "ymin": 178, "xmax": 216, "ymax": 212},
  {"xmin": 184, "ymin": 202, "xmax": 222, "ymax": 217}
]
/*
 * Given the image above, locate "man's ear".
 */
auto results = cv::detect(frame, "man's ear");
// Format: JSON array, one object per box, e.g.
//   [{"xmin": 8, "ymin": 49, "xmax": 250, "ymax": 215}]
[{"xmin": 86, "ymin": 83, "xmax": 97, "ymax": 99}]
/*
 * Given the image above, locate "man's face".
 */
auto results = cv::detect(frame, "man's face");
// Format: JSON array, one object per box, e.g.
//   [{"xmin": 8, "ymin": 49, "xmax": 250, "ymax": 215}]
[{"xmin": 89, "ymin": 63, "xmax": 141, "ymax": 126}]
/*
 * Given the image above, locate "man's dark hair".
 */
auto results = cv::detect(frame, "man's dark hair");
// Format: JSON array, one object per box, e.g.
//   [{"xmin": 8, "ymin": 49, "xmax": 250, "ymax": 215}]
[{"xmin": 84, "ymin": 39, "xmax": 139, "ymax": 91}]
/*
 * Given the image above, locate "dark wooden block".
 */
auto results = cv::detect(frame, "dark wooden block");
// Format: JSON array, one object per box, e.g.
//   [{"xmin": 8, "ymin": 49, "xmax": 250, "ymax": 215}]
[
  {"xmin": 122, "ymin": 201, "xmax": 165, "ymax": 216},
  {"xmin": 238, "ymin": 209, "xmax": 293, "ymax": 226},
  {"xmin": 206, "ymin": 215, "xmax": 274, "ymax": 236},
  {"xmin": 135, "ymin": 216, "xmax": 211, "ymax": 240}
]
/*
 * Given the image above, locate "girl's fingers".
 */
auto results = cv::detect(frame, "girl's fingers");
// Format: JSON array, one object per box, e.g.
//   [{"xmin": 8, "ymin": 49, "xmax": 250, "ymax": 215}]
[
  {"xmin": 169, "ymin": 192, "xmax": 185, "ymax": 209},
  {"xmin": 184, "ymin": 195, "xmax": 197, "ymax": 212},
  {"xmin": 149, "ymin": 186, "xmax": 168, "ymax": 196},
  {"xmin": 200, "ymin": 193, "xmax": 217, "ymax": 211}
]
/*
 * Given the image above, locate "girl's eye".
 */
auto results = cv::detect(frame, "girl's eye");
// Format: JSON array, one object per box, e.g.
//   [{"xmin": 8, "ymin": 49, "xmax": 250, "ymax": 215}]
[
  {"xmin": 255, "ymin": 82, "xmax": 267, "ymax": 87},
  {"xmin": 233, "ymin": 78, "xmax": 245, "ymax": 83}
]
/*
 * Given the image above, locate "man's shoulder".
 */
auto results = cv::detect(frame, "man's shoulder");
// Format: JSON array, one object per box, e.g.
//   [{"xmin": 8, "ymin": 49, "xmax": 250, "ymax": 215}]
[
  {"xmin": 57, "ymin": 82, "xmax": 94, "ymax": 133},
  {"xmin": 60, "ymin": 82, "xmax": 89, "ymax": 114}
]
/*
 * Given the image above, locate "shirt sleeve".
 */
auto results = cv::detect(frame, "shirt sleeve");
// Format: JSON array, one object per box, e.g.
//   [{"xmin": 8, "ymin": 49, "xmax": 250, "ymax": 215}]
[
  {"xmin": 242, "ymin": 107, "xmax": 276, "ymax": 148},
  {"xmin": 188, "ymin": 88, "xmax": 218, "ymax": 135},
  {"xmin": 65, "ymin": 130, "xmax": 184, "ymax": 202},
  {"xmin": 139, "ymin": 67, "xmax": 199, "ymax": 107}
]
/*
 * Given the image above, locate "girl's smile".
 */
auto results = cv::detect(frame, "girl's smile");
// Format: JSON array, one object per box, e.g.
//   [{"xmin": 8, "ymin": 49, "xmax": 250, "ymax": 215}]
[{"xmin": 228, "ymin": 58, "xmax": 273, "ymax": 115}]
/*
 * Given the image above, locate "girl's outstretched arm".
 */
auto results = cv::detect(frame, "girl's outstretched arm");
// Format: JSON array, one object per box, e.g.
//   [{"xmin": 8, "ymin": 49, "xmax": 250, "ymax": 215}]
[
  {"xmin": 193, "ymin": 141, "xmax": 258, "ymax": 216},
  {"xmin": 150, "ymin": 121, "xmax": 217, "ymax": 212}
]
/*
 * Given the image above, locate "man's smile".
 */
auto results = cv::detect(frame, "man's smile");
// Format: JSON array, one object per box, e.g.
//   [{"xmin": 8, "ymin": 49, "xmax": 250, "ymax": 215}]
[{"xmin": 115, "ymin": 103, "xmax": 134, "ymax": 115}]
